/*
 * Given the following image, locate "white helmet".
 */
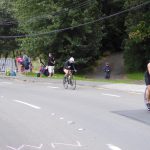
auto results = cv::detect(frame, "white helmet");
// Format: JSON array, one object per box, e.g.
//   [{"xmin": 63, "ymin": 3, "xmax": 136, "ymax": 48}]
[{"xmin": 69, "ymin": 57, "xmax": 74, "ymax": 63}]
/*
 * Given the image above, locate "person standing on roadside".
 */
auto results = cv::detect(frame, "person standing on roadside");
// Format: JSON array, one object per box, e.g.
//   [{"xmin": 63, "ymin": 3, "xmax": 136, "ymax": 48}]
[
  {"xmin": 48, "ymin": 53, "xmax": 55, "ymax": 77},
  {"xmin": 103, "ymin": 62, "xmax": 111, "ymax": 79}
]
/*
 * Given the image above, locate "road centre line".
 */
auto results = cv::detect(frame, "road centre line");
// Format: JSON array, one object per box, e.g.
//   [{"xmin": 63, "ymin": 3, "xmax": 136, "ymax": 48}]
[
  {"xmin": 47, "ymin": 86, "xmax": 59, "ymax": 89},
  {"xmin": 14, "ymin": 100, "xmax": 41, "ymax": 109},
  {"xmin": 102, "ymin": 93, "xmax": 120, "ymax": 98},
  {"xmin": 107, "ymin": 144, "xmax": 122, "ymax": 150}
]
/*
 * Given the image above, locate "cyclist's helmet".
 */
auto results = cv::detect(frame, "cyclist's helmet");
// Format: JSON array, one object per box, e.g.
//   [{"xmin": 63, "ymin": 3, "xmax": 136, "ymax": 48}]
[{"xmin": 69, "ymin": 57, "xmax": 74, "ymax": 63}]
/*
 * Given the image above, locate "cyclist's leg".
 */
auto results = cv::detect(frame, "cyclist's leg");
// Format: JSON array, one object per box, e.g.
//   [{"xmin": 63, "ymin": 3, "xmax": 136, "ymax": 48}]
[
  {"xmin": 147, "ymin": 85, "xmax": 150, "ymax": 103},
  {"xmin": 64, "ymin": 69, "xmax": 69, "ymax": 77}
]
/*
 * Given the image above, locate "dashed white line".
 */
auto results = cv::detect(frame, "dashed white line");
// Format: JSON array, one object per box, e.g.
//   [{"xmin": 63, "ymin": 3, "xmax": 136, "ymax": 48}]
[
  {"xmin": 59, "ymin": 117, "xmax": 64, "ymax": 120},
  {"xmin": 47, "ymin": 86, "xmax": 59, "ymax": 89},
  {"xmin": 78, "ymin": 128, "xmax": 85, "ymax": 131},
  {"xmin": 1, "ymin": 81, "xmax": 12, "ymax": 84},
  {"xmin": 107, "ymin": 144, "xmax": 122, "ymax": 150},
  {"xmin": 14, "ymin": 100, "xmax": 41, "ymax": 109},
  {"xmin": 102, "ymin": 93, "xmax": 120, "ymax": 98}
]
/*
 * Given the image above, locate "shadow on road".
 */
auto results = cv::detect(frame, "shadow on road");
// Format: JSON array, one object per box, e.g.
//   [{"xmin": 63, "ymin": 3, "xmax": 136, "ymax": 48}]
[{"xmin": 112, "ymin": 109, "xmax": 150, "ymax": 125}]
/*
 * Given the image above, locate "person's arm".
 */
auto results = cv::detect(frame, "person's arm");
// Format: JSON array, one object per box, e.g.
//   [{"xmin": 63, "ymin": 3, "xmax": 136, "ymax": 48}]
[
  {"xmin": 147, "ymin": 63, "xmax": 150, "ymax": 74},
  {"xmin": 72, "ymin": 63, "xmax": 76, "ymax": 71}
]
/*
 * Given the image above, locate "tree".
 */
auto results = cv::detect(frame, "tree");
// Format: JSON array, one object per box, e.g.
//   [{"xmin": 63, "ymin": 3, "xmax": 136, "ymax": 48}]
[
  {"xmin": 13, "ymin": 0, "xmax": 104, "ymax": 72},
  {"xmin": 0, "ymin": 0, "xmax": 18, "ymax": 58},
  {"xmin": 101, "ymin": 0, "xmax": 126, "ymax": 53},
  {"xmin": 123, "ymin": 0, "xmax": 150, "ymax": 72}
]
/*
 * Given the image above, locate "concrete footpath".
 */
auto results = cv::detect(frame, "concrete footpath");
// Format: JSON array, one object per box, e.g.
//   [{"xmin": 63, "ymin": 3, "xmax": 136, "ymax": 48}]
[{"xmin": 0, "ymin": 74, "xmax": 146, "ymax": 93}]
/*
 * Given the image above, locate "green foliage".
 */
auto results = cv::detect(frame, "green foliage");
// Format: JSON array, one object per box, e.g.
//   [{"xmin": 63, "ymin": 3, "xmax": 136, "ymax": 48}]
[
  {"xmin": 0, "ymin": 0, "xmax": 18, "ymax": 57},
  {"xmin": 12, "ymin": 0, "xmax": 104, "ymax": 72},
  {"xmin": 123, "ymin": 0, "xmax": 150, "ymax": 72},
  {"xmin": 101, "ymin": 0, "xmax": 126, "ymax": 52}
]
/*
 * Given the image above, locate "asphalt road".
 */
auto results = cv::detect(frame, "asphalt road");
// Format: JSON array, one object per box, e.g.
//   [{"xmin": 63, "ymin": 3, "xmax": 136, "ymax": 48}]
[{"xmin": 0, "ymin": 78, "xmax": 150, "ymax": 150}]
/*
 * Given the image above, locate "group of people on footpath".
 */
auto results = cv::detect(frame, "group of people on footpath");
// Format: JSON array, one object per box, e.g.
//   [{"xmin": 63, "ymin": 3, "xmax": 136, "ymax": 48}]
[
  {"xmin": 16, "ymin": 52, "xmax": 112, "ymax": 80},
  {"xmin": 16, "ymin": 54, "xmax": 33, "ymax": 74}
]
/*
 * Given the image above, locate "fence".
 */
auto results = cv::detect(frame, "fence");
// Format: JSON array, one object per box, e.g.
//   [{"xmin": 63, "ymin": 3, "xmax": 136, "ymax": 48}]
[{"xmin": 0, "ymin": 58, "xmax": 16, "ymax": 72}]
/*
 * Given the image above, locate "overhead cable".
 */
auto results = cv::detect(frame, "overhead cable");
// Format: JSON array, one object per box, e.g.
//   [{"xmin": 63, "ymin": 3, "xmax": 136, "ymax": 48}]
[{"xmin": 0, "ymin": 1, "xmax": 149, "ymax": 39}]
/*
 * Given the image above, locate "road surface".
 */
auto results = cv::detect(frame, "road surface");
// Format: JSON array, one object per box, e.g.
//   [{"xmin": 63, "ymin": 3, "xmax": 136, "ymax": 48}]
[{"xmin": 0, "ymin": 78, "xmax": 149, "ymax": 150}]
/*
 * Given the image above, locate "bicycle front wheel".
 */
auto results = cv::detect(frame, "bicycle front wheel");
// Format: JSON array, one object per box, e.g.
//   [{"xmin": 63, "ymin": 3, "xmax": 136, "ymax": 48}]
[
  {"xmin": 70, "ymin": 76, "xmax": 76, "ymax": 90},
  {"xmin": 63, "ymin": 77, "xmax": 68, "ymax": 89}
]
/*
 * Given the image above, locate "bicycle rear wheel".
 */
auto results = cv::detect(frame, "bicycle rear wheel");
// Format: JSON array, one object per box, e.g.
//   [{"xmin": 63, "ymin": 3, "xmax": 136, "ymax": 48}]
[
  {"xmin": 70, "ymin": 76, "xmax": 76, "ymax": 90},
  {"xmin": 144, "ymin": 87, "xmax": 150, "ymax": 111},
  {"xmin": 63, "ymin": 76, "xmax": 68, "ymax": 89}
]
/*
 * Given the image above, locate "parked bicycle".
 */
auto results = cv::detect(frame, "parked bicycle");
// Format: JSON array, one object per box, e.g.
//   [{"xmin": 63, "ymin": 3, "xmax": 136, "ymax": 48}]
[{"xmin": 63, "ymin": 70, "xmax": 76, "ymax": 90}]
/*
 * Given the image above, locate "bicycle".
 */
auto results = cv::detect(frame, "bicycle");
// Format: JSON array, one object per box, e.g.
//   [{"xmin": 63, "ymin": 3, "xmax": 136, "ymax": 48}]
[
  {"xmin": 63, "ymin": 70, "xmax": 76, "ymax": 90},
  {"xmin": 144, "ymin": 86, "xmax": 150, "ymax": 111}
]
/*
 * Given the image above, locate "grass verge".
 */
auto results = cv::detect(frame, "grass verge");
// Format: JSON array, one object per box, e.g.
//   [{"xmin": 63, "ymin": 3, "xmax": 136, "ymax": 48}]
[{"xmin": 25, "ymin": 72, "xmax": 144, "ymax": 84}]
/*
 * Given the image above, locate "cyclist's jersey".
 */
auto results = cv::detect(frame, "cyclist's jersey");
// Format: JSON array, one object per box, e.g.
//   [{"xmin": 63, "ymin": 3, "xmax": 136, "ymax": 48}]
[
  {"xmin": 145, "ymin": 70, "xmax": 150, "ymax": 85},
  {"xmin": 64, "ymin": 60, "xmax": 75, "ymax": 70}
]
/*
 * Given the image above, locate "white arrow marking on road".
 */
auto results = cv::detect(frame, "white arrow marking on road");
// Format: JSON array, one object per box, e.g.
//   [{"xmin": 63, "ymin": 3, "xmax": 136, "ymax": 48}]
[
  {"xmin": 102, "ymin": 93, "xmax": 120, "ymax": 98},
  {"xmin": 7, "ymin": 144, "xmax": 43, "ymax": 150},
  {"xmin": 7, "ymin": 145, "xmax": 24, "ymax": 150},
  {"xmin": 14, "ymin": 100, "xmax": 41, "ymax": 109},
  {"xmin": 107, "ymin": 144, "xmax": 122, "ymax": 150},
  {"xmin": 51, "ymin": 141, "xmax": 82, "ymax": 149},
  {"xmin": 25, "ymin": 144, "xmax": 43, "ymax": 149}
]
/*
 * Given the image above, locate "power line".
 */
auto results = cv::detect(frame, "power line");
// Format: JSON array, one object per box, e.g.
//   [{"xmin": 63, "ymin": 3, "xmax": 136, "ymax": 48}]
[
  {"xmin": 25, "ymin": 0, "xmax": 91, "ymax": 24},
  {"xmin": 0, "ymin": 0, "xmax": 91, "ymax": 25},
  {"xmin": 0, "ymin": 1, "xmax": 149, "ymax": 39}
]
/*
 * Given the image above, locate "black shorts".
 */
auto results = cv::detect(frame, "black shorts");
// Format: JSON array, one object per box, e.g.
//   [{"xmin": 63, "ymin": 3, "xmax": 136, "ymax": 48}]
[{"xmin": 145, "ymin": 72, "xmax": 150, "ymax": 85}]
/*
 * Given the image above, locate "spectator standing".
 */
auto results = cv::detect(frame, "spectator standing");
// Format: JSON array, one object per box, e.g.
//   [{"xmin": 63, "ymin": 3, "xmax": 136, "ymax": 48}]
[
  {"xmin": 48, "ymin": 53, "xmax": 55, "ymax": 77},
  {"xmin": 103, "ymin": 62, "xmax": 111, "ymax": 79}
]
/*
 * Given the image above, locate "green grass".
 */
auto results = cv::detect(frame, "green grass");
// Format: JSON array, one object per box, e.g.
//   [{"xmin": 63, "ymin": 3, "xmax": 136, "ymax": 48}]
[
  {"xmin": 126, "ymin": 72, "xmax": 144, "ymax": 80},
  {"xmin": 25, "ymin": 71, "xmax": 145, "ymax": 84}
]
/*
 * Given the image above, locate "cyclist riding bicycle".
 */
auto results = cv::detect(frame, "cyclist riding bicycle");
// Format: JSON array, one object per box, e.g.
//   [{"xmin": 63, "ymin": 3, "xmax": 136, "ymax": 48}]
[
  {"xmin": 63, "ymin": 57, "xmax": 77, "ymax": 77},
  {"xmin": 144, "ymin": 60, "xmax": 150, "ymax": 108}
]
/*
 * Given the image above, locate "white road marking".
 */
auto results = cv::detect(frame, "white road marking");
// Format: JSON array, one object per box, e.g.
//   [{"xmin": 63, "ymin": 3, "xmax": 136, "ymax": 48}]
[
  {"xmin": 128, "ymin": 91, "xmax": 142, "ymax": 95},
  {"xmin": 7, "ymin": 145, "xmax": 24, "ymax": 150},
  {"xmin": 51, "ymin": 141, "xmax": 82, "ymax": 149},
  {"xmin": 7, "ymin": 144, "xmax": 43, "ymax": 150},
  {"xmin": 1, "ymin": 81, "xmax": 12, "ymax": 84},
  {"xmin": 51, "ymin": 113, "xmax": 55, "ymax": 116},
  {"xmin": 102, "ymin": 93, "xmax": 120, "ymax": 98},
  {"xmin": 107, "ymin": 144, "xmax": 122, "ymax": 150},
  {"xmin": 78, "ymin": 128, "xmax": 85, "ymax": 131},
  {"xmin": 47, "ymin": 86, "xmax": 59, "ymax": 89},
  {"xmin": 14, "ymin": 100, "xmax": 41, "ymax": 109},
  {"xmin": 67, "ymin": 121, "xmax": 75, "ymax": 125},
  {"xmin": 59, "ymin": 117, "xmax": 64, "ymax": 120}
]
